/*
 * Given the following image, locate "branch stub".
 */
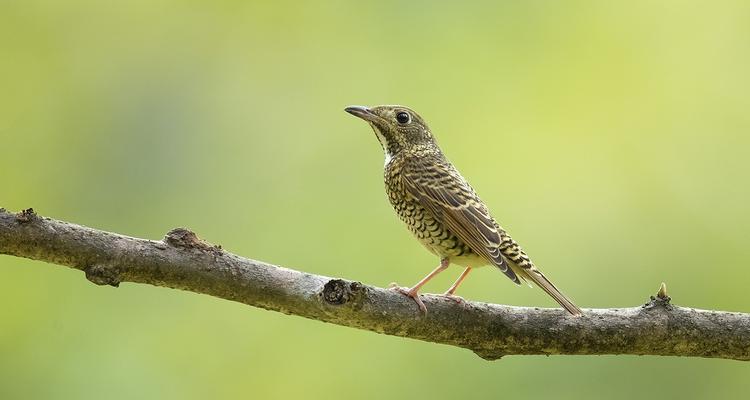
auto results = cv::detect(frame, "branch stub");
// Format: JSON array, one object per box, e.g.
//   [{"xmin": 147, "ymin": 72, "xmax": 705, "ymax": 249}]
[{"xmin": 15, "ymin": 208, "xmax": 37, "ymax": 223}]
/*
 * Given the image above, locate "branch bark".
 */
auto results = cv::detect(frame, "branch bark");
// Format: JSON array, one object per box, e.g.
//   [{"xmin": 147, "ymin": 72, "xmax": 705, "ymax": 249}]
[{"xmin": 1, "ymin": 208, "xmax": 748, "ymax": 361}]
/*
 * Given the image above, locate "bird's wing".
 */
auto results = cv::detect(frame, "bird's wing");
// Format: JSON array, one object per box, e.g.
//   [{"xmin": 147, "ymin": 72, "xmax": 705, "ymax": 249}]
[{"xmin": 402, "ymin": 156, "xmax": 520, "ymax": 284}]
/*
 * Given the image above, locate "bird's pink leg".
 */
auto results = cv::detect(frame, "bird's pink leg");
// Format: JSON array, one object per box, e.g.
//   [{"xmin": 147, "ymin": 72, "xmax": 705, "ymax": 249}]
[
  {"xmin": 391, "ymin": 258, "xmax": 450, "ymax": 313},
  {"xmin": 443, "ymin": 267, "xmax": 472, "ymax": 303}
]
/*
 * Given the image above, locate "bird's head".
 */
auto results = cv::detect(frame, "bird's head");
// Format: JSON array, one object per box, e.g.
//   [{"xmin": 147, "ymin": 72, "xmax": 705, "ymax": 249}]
[{"xmin": 345, "ymin": 105, "xmax": 435, "ymax": 157}]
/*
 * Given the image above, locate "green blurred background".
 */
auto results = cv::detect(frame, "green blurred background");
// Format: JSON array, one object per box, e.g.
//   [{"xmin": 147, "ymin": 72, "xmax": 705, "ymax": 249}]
[{"xmin": 2, "ymin": 1, "xmax": 749, "ymax": 398}]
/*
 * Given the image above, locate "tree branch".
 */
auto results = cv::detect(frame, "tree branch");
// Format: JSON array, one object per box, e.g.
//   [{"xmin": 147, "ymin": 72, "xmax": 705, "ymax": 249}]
[{"xmin": 1, "ymin": 208, "xmax": 748, "ymax": 361}]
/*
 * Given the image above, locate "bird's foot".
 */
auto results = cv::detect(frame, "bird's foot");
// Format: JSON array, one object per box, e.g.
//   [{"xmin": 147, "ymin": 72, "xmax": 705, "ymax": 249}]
[
  {"xmin": 442, "ymin": 292, "xmax": 465, "ymax": 304},
  {"xmin": 389, "ymin": 283, "xmax": 427, "ymax": 314}
]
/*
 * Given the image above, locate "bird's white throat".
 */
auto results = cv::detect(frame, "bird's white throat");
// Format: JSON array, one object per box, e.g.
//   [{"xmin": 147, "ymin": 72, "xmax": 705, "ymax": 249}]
[
  {"xmin": 383, "ymin": 151, "xmax": 393, "ymax": 167},
  {"xmin": 371, "ymin": 124, "xmax": 393, "ymax": 167}
]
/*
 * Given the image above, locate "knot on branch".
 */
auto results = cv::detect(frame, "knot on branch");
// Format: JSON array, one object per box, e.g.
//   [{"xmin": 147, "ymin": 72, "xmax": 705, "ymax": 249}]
[
  {"xmin": 84, "ymin": 265, "xmax": 120, "ymax": 287},
  {"xmin": 164, "ymin": 228, "xmax": 222, "ymax": 253},
  {"xmin": 15, "ymin": 208, "xmax": 37, "ymax": 223},
  {"xmin": 321, "ymin": 279, "xmax": 366, "ymax": 308}
]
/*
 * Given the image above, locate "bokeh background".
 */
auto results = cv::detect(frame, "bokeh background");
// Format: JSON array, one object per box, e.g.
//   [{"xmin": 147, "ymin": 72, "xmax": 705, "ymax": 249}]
[{"xmin": 2, "ymin": 1, "xmax": 749, "ymax": 398}]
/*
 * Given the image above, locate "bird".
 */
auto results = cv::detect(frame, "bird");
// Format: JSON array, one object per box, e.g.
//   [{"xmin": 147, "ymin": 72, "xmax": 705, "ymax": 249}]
[{"xmin": 344, "ymin": 104, "xmax": 582, "ymax": 315}]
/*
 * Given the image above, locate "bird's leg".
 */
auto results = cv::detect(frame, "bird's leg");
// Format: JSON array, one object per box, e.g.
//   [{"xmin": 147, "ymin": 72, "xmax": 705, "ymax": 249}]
[
  {"xmin": 390, "ymin": 258, "xmax": 450, "ymax": 313},
  {"xmin": 443, "ymin": 267, "xmax": 472, "ymax": 303}
]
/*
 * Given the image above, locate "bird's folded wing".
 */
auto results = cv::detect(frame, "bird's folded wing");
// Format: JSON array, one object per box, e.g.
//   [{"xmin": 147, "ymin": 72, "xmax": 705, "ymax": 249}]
[{"xmin": 402, "ymin": 157, "xmax": 520, "ymax": 284}]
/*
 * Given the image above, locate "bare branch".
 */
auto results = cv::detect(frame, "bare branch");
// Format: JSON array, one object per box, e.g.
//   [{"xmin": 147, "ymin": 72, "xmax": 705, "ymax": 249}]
[{"xmin": 1, "ymin": 208, "xmax": 748, "ymax": 361}]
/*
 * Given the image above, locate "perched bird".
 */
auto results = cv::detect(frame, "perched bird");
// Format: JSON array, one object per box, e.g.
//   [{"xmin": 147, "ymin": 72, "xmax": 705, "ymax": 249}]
[{"xmin": 345, "ymin": 105, "xmax": 582, "ymax": 315}]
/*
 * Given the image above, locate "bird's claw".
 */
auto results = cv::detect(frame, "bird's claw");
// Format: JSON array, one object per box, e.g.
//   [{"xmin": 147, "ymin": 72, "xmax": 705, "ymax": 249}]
[
  {"xmin": 389, "ymin": 284, "xmax": 427, "ymax": 314},
  {"xmin": 442, "ymin": 293, "xmax": 465, "ymax": 304}
]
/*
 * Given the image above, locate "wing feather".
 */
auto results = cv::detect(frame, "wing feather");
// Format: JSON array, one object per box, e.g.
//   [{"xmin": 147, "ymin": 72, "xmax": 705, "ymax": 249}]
[{"xmin": 402, "ymin": 156, "xmax": 520, "ymax": 284}]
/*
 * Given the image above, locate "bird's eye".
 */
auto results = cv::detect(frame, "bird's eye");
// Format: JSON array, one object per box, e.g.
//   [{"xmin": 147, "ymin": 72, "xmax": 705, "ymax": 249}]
[{"xmin": 396, "ymin": 112, "xmax": 410, "ymax": 124}]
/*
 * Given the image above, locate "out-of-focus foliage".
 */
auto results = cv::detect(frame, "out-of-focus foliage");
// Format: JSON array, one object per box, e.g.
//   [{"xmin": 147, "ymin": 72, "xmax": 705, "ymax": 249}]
[{"xmin": 2, "ymin": 1, "xmax": 749, "ymax": 398}]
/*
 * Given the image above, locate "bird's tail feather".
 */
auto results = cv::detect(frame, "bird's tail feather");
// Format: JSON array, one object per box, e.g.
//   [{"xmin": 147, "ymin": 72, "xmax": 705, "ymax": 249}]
[{"xmin": 520, "ymin": 268, "xmax": 583, "ymax": 316}]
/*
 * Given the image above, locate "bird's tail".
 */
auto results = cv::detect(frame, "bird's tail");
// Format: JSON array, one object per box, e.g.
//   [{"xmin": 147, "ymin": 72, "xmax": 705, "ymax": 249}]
[{"xmin": 519, "ymin": 267, "xmax": 583, "ymax": 316}]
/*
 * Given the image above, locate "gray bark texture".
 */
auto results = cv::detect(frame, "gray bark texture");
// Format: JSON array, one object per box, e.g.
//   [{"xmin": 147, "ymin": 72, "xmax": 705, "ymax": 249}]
[{"xmin": 1, "ymin": 208, "xmax": 748, "ymax": 361}]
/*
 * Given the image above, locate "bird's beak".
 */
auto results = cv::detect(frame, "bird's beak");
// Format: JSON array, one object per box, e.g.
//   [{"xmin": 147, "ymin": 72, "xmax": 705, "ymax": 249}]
[{"xmin": 345, "ymin": 105, "xmax": 378, "ymax": 122}]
